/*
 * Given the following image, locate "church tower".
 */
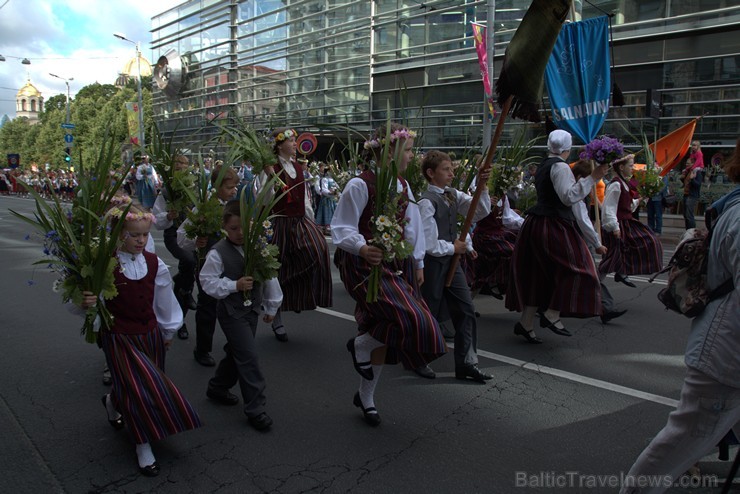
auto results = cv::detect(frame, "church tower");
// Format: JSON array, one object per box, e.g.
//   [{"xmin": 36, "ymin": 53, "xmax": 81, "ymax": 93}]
[{"xmin": 16, "ymin": 79, "xmax": 43, "ymax": 125}]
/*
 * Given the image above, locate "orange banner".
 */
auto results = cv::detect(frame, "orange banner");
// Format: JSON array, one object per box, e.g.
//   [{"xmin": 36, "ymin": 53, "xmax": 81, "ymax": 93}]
[{"xmin": 649, "ymin": 119, "xmax": 697, "ymax": 176}]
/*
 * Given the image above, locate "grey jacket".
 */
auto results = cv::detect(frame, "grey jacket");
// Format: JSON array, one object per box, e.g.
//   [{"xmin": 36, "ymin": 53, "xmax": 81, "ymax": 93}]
[{"xmin": 684, "ymin": 189, "xmax": 740, "ymax": 387}]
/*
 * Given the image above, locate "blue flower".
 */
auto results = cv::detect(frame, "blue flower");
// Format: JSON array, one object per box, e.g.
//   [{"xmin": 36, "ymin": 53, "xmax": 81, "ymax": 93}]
[
  {"xmin": 43, "ymin": 247, "xmax": 51, "ymax": 255},
  {"xmin": 27, "ymin": 280, "xmax": 36, "ymax": 286},
  {"xmin": 24, "ymin": 234, "xmax": 31, "ymax": 240}
]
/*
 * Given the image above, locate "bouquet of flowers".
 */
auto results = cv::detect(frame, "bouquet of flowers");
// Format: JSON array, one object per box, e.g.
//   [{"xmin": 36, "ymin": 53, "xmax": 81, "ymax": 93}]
[
  {"xmin": 634, "ymin": 164, "xmax": 665, "ymax": 199},
  {"xmin": 10, "ymin": 138, "xmax": 130, "ymax": 343},
  {"xmin": 489, "ymin": 131, "xmax": 541, "ymax": 198},
  {"xmin": 148, "ymin": 124, "xmax": 198, "ymax": 220},
  {"xmin": 238, "ymin": 175, "xmax": 286, "ymax": 306},
  {"xmin": 400, "ymin": 152, "xmax": 426, "ymax": 200},
  {"xmin": 580, "ymin": 135, "xmax": 625, "ymax": 165},
  {"xmin": 328, "ymin": 161, "xmax": 354, "ymax": 193},
  {"xmin": 363, "ymin": 125, "xmax": 416, "ymax": 303}
]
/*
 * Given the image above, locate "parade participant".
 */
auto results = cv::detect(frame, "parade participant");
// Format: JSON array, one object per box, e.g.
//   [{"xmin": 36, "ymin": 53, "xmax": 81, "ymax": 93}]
[
  {"xmin": 331, "ymin": 123, "xmax": 447, "ymax": 426},
  {"xmin": 599, "ymin": 155, "xmax": 663, "ymax": 285},
  {"xmin": 315, "ymin": 164, "xmax": 339, "ymax": 235},
  {"xmin": 152, "ymin": 154, "xmax": 197, "ymax": 339},
  {"xmin": 258, "ymin": 128, "xmax": 332, "ymax": 343},
  {"xmin": 620, "ymin": 138, "xmax": 739, "ymax": 494},
  {"xmin": 177, "ymin": 165, "xmax": 239, "ymax": 366},
  {"xmin": 199, "ymin": 200, "xmax": 283, "ymax": 431},
  {"xmin": 570, "ymin": 160, "xmax": 627, "ymax": 324},
  {"xmin": 135, "ymin": 156, "xmax": 158, "ymax": 210},
  {"xmin": 418, "ymin": 150, "xmax": 492, "ymax": 383},
  {"xmin": 78, "ymin": 204, "xmax": 201, "ymax": 476},
  {"xmin": 681, "ymin": 149, "xmax": 705, "ymax": 229},
  {"xmin": 506, "ymin": 129, "xmax": 609, "ymax": 343}
]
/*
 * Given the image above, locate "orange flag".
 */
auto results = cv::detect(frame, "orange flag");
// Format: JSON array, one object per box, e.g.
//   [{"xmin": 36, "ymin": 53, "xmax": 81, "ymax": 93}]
[{"xmin": 649, "ymin": 118, "xmax": 697, "ymax": 176}]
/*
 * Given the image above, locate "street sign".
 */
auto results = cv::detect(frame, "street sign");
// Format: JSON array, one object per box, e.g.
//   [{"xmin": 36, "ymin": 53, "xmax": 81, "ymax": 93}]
[
  {"xmin": 64, "ymin": 134, "xmax": 74, "ymax": 143},
  {"xmin": 61, "ymin": 123, "xmax": 76, "ymax": 129}
]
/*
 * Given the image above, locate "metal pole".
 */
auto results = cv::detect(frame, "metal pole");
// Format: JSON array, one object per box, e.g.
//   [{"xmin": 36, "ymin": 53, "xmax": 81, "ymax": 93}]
[
  {"xmin": 135, "ymin": 42, "xmax": 145, "ymax": 151},
  {"xmin": 65, "ymin": 81, "xmax": 70, "ymax": 124},
  {"xmin": 482, "ymin": 0, "xmax": 495, "ymax": 149}
]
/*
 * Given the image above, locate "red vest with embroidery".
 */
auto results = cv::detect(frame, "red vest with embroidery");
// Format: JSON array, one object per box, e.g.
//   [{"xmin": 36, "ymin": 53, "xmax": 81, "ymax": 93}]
[
  {"xmin": 357, "ymin": 170, "xmax": 409, "ymax": 241},
  {"xmin": 107, "ymin": 251, "xmax": 158, "ymax": 335},
  {"xmin": 272, "ymin": 159, "xmax": 305, "ymax": 217},
  {"xmin": 614, "ymin": 176, "xmax": 634, "ymax": 221}
]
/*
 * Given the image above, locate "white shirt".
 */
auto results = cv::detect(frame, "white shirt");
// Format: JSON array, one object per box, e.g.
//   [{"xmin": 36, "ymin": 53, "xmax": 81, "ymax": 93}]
[
  {"xmin": 116, "ymin": 252, "xmax": 182, "ymax": 339},
  {"xmin": 199, "ymin": 243, "xmax": 283, "ymax": 316},
  {"xmin": 602, "ymin": 177, "xmax": 639, "ymax": 233},
  {"xmin": 418, "ymin": 184, "xmax": 491, "ymax": 257},
  {"xmin": 256, "ymin": 156, "xmax": 314, "ymax": 219},
  {"xmin": 152, "ymin": 193, "xmax": 173, "ymax": 230},
  {"xmin": 549, "ymin": 159, "xmax": 595, "ymax": 206},
  {"xmin": 498, "ymin": 195, "xmax": 524, "ymax": 230},
  {"xmin": 573, "ymin": 200, "xmax": 602, "ymax": 250},
  {"xmin": 331, "ymin": 175, "xmax": 426, "ymax": 269}
]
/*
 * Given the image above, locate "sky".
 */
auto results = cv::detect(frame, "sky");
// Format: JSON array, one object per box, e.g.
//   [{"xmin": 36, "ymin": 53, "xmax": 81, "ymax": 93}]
[{"xmin": 0, "ymin": 0, "xmax": 184, "ymax": 119}]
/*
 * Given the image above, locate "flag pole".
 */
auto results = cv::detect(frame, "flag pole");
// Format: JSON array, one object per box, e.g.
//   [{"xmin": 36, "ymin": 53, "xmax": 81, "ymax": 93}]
[{"xmin": 445, "ymin": 94, "xmax": 513, "ymax": 287}]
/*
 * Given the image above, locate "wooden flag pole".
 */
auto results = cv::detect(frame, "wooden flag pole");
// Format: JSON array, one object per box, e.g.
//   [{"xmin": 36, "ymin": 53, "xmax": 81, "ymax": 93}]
[{"xmin": 445, "ymin": 94, "xmax": 513, "ymax": 287}]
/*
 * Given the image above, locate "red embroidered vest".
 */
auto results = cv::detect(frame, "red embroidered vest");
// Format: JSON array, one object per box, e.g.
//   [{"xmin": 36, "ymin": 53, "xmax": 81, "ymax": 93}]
[
  {"xmin": 357, "ymin": 170, "xmax": 409, "ymax": 241},
  {"xmin": 271, "ymin": 159, "xmax": 305, "ymax": 217},
  {"xmin": 107, "ymin": 251, "xmax": 158, "ymax": 335},
  {"xmin": 614, "ymin": 176, "xmax": 634, "ymax": 221}
]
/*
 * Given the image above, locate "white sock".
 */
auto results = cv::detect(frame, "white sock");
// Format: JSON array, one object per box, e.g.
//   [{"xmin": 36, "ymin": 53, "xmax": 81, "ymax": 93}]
[
  {"xmin": 105, "ymin": 394, "xmax": 122, "ymax": 421},
  {"xmin": 354, "ymin": 333, "xmax": 383, "ymax": 372},
  {"xmin": 521, "ymin": 306, "xmax": 537, "ymax": 331},
  {"xmin": 135, "ymin": 442, "xmax": 156, "ymax": 468},
  {"xmin": 358, "ymin": 365, "xmax": 383, "ymax": 411},
  {"xmin": 543, "ymin": 309, "xmax": 565, "ymax": 329}
]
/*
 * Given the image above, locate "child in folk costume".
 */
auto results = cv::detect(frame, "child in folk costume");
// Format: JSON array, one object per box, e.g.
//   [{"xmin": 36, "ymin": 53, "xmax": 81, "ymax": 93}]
[
  {"xmin": 506, "ymin": 130, "xmax": 610, "ymax": 343},
  {"xmin": 78, "ymin": 205, "xmax": 201, "ymax": 476},
  {"xmin": 199, "ymin": 201, "xmax": 283, "ymax": 431},
  {"xmin": 331, "ymin": 123, "xmax": 447, "ymax": 426},
  {"xmin": 599, "ymin": 155, "xmax": 663, "ymax": 282},
  {"xmin": 418, "ymin": 150, "xmax": 493, "ymax": 383},
  {"xmin": 152, "ymin": 154, "xmax": 197, "ymax": 340},
  {"xmin": 258, "ymin": 128, "xmax": 332, "ymax": 343},
  {"xmin": 135, "ymin": 156, "xmax": 158, "ymax": 210},
  {"xmin": 177, "ymin": 165, "xmax": 239, "ymax": 366}
]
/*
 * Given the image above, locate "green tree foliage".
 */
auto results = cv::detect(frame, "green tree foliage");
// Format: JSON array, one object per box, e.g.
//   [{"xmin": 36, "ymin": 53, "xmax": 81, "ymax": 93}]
[{"xmin": 0, "ymin": 82, "xmax": 150, "ymax": 170}]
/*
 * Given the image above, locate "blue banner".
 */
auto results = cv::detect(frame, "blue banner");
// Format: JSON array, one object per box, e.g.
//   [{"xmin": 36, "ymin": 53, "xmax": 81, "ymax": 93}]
[{"xmin": 545, "ymin": 16, "xmax": 611, "ymax": 144}]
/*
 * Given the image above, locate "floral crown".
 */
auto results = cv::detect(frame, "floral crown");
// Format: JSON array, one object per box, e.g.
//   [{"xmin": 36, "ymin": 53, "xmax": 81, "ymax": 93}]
[
  {"xmin": 109, "ymin": 194, "xmax": 132, "ymax": 208},
  {"xmin": 106, "ymin": 207, "xmax": 157, "ymax": 224},
  {"xmin": 273, "ymin": 129, "xmax": 297, "ymax": 143},
  {"xmin": 364, "ymin": 129, "xmax": 417, "ymax": 150}
]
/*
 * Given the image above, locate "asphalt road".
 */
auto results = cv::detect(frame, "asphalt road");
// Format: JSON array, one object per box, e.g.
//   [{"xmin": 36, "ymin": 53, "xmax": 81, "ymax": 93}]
[{"xmin": 0, "ymin": 194, "xmax": 736, "ymax": 493}]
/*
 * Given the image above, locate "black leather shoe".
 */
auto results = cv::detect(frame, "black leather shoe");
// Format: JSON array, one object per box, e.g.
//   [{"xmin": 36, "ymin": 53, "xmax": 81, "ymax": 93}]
[
  {"xmin": 177, "ymin": 325, "xmax": 189, "ymax": 340},
  {"xmin": 248, "ymin": 412, "xmax": 273, "ymax": 431},
  {"xmin": 346, "ymin": 338, "xmax": 373, "ymax": 380},
  {"xmin": 193, "ymin": 350, "xmax": 215, "ymax": 367},
  {"xmin": 139, "ymin": 462, "xmax": 160, "ymax": 477},
  {"xmin": 177, "ymin": 289, "xmax": 198, "ymax": 310},
  {"xmin": 539, "ymin": 314, "xmax": 572, "ymax": 337},
  {"xmin": 413, "ymin": 364, "xmax": 436, "ymax": 379},
  {"xmin": 455, "ymin": 365, "xmax": 493, "ymax": 383},
  {"xmin": 101, "ymin": 395, "xmax": 125, "ymax": 430},
  {"xmin": 207, "ymin": 389, "xmax": 239, "ymax": 406},
  {"xmin": 614, "ymin": 273, "xmax": 637, "ymax": 288},
  {"xmin": 102, "ymin": 367, "xmax": 112, "ymax": 386},
  {"xmin": 514, "ymin": 322, "xmax": 543, "ymax": 344},
  {"xmin": 601, "ymin": 309, "xmax": 627, "ymax": 324},
  {"xmin": 353, "ymin": 392, "xmax": 381, "ymax": 427},
  {"xmin": 272, "ymin": 326, "xmax": 289, "ymax": 342}
]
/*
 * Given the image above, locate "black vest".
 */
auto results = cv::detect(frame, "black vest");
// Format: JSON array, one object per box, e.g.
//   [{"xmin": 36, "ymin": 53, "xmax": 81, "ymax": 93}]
[
  {"xmin": 421, "ymin": 189, "xmax": 458, "ymax": 243},
  {"xmin": 213, "ymin": 239, "xmax": 263, "ymax": 316},
  {"xmin": 528, "ymin": 157, "xmax": 575, "ymax": 220}
]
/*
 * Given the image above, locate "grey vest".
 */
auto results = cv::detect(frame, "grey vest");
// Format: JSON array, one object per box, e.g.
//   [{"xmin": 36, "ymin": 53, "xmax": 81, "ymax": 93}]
[
  {"xmin": 421, "ymin": 189, "xmax": 458, "ymax": 243},
  {"xmin": 213, "ymin": 239, "xmax": 263, "ymax": 316}
]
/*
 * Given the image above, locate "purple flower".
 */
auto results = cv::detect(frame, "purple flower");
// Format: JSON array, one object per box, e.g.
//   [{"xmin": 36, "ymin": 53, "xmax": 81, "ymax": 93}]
[
  {"xmin": 27, "ymin": 280, "xmax": 36, "ymax": 286},
  {"xmin": 579, "ymin": 136, "xmax": 624, "ymax": 165},
  {"xmin": 24, "ymin": 234, "xmax": 30, "ymax": 241}
]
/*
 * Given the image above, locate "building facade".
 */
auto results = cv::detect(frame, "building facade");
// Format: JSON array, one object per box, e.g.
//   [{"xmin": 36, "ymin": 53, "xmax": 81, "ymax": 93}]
[{"xmin": 150, "ymin": 0, "xmax": 740, "ymax": 155}]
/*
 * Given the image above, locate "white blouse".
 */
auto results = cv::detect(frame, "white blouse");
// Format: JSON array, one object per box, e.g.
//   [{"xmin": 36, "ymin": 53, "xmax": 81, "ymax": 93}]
[
  {"xmin": 602, "ymin": 178, "xmax": 639, "ymax": 233},
  {"xmin": 331, "ymin": 176, "xmax": 426, "ymax": 270}
]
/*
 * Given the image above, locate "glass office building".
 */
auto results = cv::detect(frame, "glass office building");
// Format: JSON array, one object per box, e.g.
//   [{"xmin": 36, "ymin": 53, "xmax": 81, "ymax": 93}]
[{"xmin": 150, "ymin": 0, "xmax": 740, "ymax": 154}]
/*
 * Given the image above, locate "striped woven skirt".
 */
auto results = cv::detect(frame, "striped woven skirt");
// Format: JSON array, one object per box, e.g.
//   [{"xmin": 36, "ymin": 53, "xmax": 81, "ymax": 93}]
[
  {"xmin": 599, "ymin": 218, "xmax": 663, "ymax": 276},
  {"xmin": 472, "ymin": 227, "xmax": 518, "ymax": 291},
  {"xmin": 334, "ymin": 249, "xmax": 447, "ymax": 369},
  {"xmin": 505, "ymin": 215, "xmax": 601, "ymax": 318},
  {"xmin": 101, "ymin": 329, "xmax": 202, "ymax": 444},
  {"xmin": 315, "ymin": 197, "xmax": 337, "ymax": 227},
  {"xmin": 271, "ymin": 215, "xmax": 333, "ymax": 311}
]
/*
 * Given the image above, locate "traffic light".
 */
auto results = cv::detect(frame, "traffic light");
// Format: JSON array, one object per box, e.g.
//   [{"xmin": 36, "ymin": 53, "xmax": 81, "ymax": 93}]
[{"xmin": 64, "ymin": 147, "xmax": 71, "ymax": 163}]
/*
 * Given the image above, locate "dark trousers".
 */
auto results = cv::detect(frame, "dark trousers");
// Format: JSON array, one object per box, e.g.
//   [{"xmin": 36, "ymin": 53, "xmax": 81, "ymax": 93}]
[
  {"xmin": 683, "ymin": 196, "xmax": 698, "ymax": 229},
  {"xmin": 422, "ymin": 256, "xmax": 478, "ymax": 367},
  {"xmin": 163, "ymin": 229, "xmax": 196, "ymax": 295},
  {"xmin": 647, "ymin": 200, "xmax": 663, "ymax": 234},
  {"xmin": 194, "ymin": 274, "xmax": 218, "ymax": 354},
  {"xmin": 209, "ymin": 309, "xmax": 266, "ymax": 418}
]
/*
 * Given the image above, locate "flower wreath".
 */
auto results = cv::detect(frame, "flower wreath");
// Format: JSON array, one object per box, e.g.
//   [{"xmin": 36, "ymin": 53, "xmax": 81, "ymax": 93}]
[
  {"xmin": 109, "ymin": 194, "xmax": 132, "ymax": 208},
  {"xmin": 363, "ymin": 129, "xmax": 417, "ymax": 150},
  {"xmin": 106, "ymin": 207, "xmax": 157, "ymax": 224},
  {"xmin": 273, "ymin": 129, "xmax": 297, "ymax": 144}
]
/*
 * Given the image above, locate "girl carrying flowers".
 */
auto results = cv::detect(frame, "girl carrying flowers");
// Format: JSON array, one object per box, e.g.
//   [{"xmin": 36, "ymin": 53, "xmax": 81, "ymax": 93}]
[
  {"xmin": 331, "ymin": 122, "xmax": 446, "ymax": 427},
  {"xmin": 78, "ymin": 204, "xmax": 201, "ymax": 477}
]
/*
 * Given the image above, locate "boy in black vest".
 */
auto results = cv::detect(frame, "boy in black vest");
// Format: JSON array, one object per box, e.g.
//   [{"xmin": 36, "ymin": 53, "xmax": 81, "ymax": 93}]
[
  {"xmin": 199, "ymin": 200, "xmax": 283, "ymax": 431},
  {"xmin": 418, "ymin": 150, "xmax": 493, "ymax": 383}
]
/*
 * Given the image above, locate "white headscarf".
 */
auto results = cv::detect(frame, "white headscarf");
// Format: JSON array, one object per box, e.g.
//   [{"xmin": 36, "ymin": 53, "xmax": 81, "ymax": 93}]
[{"xmin": 547, "ymin": 129, "xmax": 572, "ymax": 155}]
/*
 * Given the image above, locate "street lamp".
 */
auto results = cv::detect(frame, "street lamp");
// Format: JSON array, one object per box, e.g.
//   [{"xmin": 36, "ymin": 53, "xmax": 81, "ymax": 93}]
[
  {"xmin": 49, "ymin": 73, "xmax": 73, "ymax": 125},
  {"xmin": 114, "ymin": 32, "xmax": 145, "ymax": 151}
]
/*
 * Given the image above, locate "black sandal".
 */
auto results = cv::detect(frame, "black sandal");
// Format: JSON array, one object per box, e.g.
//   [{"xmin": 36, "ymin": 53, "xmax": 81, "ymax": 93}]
[
  {"xmin": 272, "ymin": 325, "xmax": 288, "ymax": 342},
  {"xmin": 353, "ymin": 392, "xmax": 381, "ymax": 427},
  {"xmin": 346, "ymin": 338, "xmax": 373, "ymax": 380},
  {"xmin": 539, "ymin": 315, "xmax": 572, "ymax": 337},
  {"xmin": 514, "ymin": 322, "xmax": 543, "ymax": 344}
]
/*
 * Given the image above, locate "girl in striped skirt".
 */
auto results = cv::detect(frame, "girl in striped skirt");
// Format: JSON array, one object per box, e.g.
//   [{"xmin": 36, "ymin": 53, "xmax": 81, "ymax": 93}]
[
  {"xmin": 258, "ymin": 128, "xmax": 332, "ymax": 342},
  {"xmin": 331, "ymin": 123, "xmax": 447, "ymax": 426},
  {"xmin": 599, "ymin": 155, "xmax": 663, "ymax": 279},
  {"xmin": 506, "ymin": 130, "xmax": 610, "ymax": 342},
  {"xmin": 79, "ymin": 205, "xmax": 201, "ymax": 476}
]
